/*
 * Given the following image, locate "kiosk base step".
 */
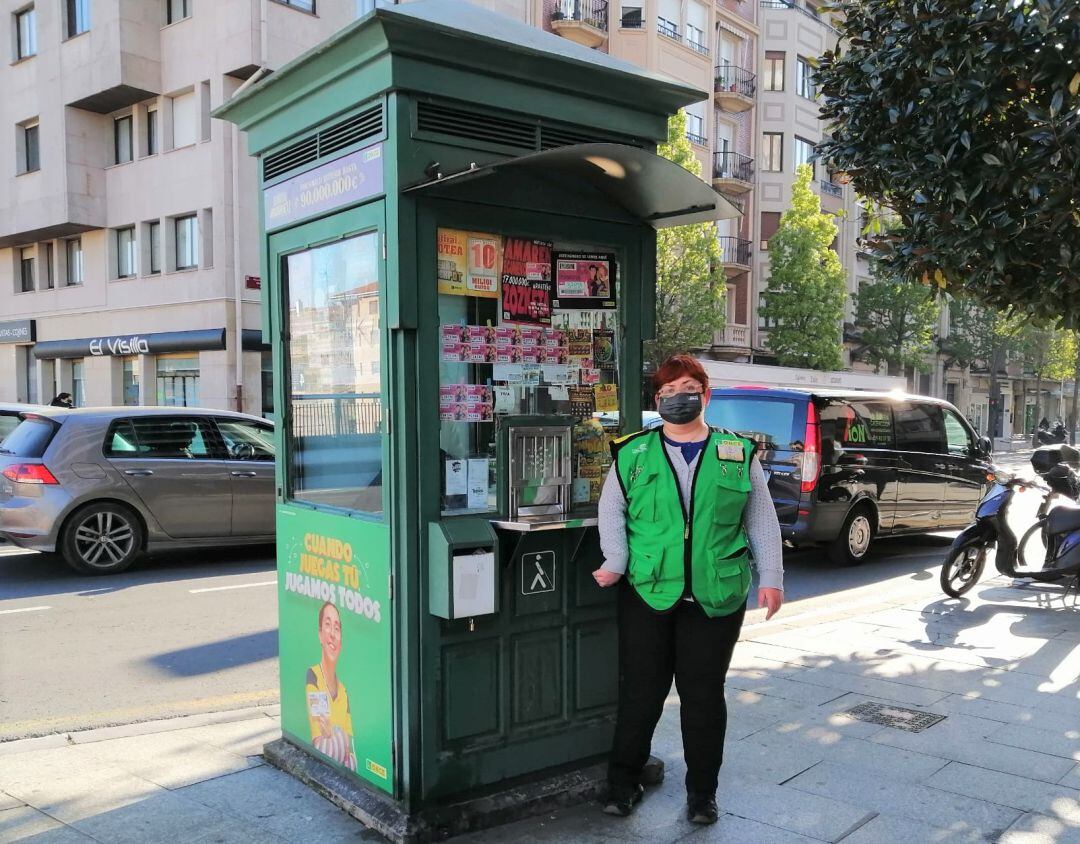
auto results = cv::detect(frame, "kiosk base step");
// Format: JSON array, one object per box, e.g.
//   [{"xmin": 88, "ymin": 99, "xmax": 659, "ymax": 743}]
[{"xmin": 263, "ymin": 738, "xmax": 664, "ymax": 843}]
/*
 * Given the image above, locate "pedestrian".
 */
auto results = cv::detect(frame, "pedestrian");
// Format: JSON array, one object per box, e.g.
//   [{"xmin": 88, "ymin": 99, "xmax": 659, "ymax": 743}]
[
  {"xmin": 49, "ymin": 392, "xmax": 74, "ymax": 408},
  {"xmin": 593, "ymin": 353, "xmax": 784, "ymax": 825}
]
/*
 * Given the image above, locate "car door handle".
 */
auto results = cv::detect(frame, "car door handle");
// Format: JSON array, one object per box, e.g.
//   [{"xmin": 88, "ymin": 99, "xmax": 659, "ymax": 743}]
[
  {"xmin": 124, "ymin": 469, "xmax": 154, "ymax": 476},
  {"xmin": 933, "ymin": 463, "xmax": 947, "ymax": 471},
  {"xmin": 231, "ymin": 471, "xmax": 258, "ymax": 478}
]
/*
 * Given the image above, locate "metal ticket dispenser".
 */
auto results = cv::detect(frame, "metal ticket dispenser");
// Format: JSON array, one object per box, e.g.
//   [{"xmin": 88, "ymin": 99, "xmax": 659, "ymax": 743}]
[{"xmin": 216, "ymin": 2, "xmax": 738, "ymax": 839}]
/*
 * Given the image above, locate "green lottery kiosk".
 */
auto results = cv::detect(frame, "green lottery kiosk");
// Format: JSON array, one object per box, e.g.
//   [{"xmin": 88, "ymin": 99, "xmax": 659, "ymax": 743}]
[{"xmin": 215, "ymin": 2, "xmax": 739, "ymax": 840}]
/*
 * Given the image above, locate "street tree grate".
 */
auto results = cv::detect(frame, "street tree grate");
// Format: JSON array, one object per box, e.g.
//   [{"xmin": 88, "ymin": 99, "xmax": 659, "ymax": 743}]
[{"xmin": 842, "ymin": 702, "xmax": 946, "ymax": 733}]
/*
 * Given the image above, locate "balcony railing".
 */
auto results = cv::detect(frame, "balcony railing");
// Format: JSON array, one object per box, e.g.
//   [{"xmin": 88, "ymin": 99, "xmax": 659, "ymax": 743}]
[
  {"xmin": 713, "ymin": 151, "xmax": 755, "ymax": 183},
  {"xmin": 687, "ymin": 38, "xmax": 710, "ymax": 56},
  {"xmin": 760, "ymin": 0, "xmax": 841, "ymax": 33},
  {"xmin": 549, "ymin": 0, "xmax": 609, "ymax": 31},
  {"xmin": 658, "ymin": 16, "xmax": 679, "ymax": 39},
  {"xmin": 686, "ymin": 131, "xmax": 707, "ymax": 146},
  {"xmin": 619, "ymin": 11, "xmax": 643, "ymax": 27},
  {"xmin": 714, "ymin": 64, "xmax": 756, "ymax": 98},
  {"xmin": 719, "ymin": 236, "xmax": 752, "ymax": 266},
  {"xmin": 715, "ymin": 324, "xmax": 750, "ymax": 348},
  {"xmin": 820, "ymin": 179, "xmax": 843, "ymax": 198}
]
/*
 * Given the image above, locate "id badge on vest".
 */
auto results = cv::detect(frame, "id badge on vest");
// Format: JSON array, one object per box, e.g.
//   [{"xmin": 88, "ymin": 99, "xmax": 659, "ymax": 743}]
[{"xmin": 716, "ymin": 439, "xmax": 745, "ymax": 463}]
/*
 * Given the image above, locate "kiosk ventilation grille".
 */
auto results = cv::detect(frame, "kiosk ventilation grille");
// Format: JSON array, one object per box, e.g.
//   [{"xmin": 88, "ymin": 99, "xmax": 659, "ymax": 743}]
[
  {"xmin": 263, "ymin": 104, "xmax": 384, "ymax": 182},
  {"xmin": 416, "ymin": 101, "xmax": 537, "ymax": 151}
]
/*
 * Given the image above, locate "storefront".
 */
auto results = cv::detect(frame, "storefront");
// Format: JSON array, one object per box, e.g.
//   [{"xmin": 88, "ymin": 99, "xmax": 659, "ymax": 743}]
[
  {"xmin": 0, "ymin": 319, "xmax": 37, "ymax": 404},
  {"xmin": 217, "ymin": 1, "xmax": 739, "ymax": 839}
]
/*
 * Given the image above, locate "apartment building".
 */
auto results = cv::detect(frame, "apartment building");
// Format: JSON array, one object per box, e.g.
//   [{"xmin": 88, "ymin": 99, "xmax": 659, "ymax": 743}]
[{"xmin": 0, "ymin": 0, "xmax": 360, "ymax": 411}]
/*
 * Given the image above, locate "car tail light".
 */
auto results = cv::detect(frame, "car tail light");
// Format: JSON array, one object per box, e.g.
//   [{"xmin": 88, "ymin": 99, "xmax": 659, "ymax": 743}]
[
  {"xmin": 1, "ymin": 463, "xmax": 59, "ymax": 485},
  {"xmin": 800, "ymin": 403, "xmax": 821, "ymax": 494}
]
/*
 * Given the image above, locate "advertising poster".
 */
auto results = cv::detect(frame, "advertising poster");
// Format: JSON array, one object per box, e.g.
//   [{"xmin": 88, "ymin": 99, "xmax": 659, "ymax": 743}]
[
  {"xmin": 501, "ymin": 238, "xmax": 553, "ymax": 326},
  {"xmin": 437, "ymin": 229, "xmax": 501, "ymax": 298},
  {"xmin": 552, "ymin": 252, "xmax": 617, "ymax": 310},
  {"xmin": 592, "ymin": 328, "xmax": 616, "ymax": 371},
  {"xmin": 277, "ymin": 505, "xmax": 393, "ymax": 794}
]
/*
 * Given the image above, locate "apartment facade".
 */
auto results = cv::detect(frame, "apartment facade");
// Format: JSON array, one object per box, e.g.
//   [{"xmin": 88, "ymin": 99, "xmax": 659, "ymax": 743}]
[{"xmin": 0, "ymin": 0, "xmax": 360, "ymax": 412}]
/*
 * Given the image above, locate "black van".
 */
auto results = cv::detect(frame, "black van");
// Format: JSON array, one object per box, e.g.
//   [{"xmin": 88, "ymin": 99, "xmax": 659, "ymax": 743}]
[{"xmin": 703, "ymin": 387, "xmax": 994, "ymax": 564}]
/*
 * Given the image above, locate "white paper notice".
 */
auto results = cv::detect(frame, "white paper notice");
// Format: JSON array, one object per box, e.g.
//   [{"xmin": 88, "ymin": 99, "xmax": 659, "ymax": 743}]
[
  {"xmin": 467, "ymin": 458, "xmax": 490, "ymax": 510},
  {"xmin": 494, "ymin": 386, "xmax": 516, "ymax": 415},
  {"xmin": 571, "ymin": 478, "xmax": 591, "ymax": 504},
  {"xmin": 548, "ymin": 385, "xmax": 570, "ymax": 402},
  {"xmin": 445, "ymin": 458, "xmax": 468, "ymax": 496},
  {"xmin": 493, "ymin": 364, "xmax": 524, "ymax": 384}
]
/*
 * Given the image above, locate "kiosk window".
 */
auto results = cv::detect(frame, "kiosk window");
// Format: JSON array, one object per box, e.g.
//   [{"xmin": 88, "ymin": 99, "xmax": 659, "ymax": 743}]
[{"xmin": 284, "ymin": 231, "xmax": 383, "ymax": 516}]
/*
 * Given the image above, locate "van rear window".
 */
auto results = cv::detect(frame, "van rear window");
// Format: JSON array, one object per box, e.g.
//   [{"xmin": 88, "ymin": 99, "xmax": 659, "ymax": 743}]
[
  {"xmin": 0, "ymin": 417, "xmax": 59, "ymax": 458},
  {"xmin": 705, "ymin": 397, "xmax": 799, "ymax": 450}
]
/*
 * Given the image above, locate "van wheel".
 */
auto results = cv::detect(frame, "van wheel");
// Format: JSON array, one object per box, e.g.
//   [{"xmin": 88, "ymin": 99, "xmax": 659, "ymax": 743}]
[
  {"xmin": 60, "ymin": 502, "xmax": 144, "ymax": 575},
  {"xmin": 829, "ymin": 505, "xmax": 875, "ymax": 566}
]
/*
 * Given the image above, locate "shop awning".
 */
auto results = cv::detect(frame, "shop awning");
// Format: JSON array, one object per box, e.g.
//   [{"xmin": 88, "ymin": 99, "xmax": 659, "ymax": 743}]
[{"xmin": 403, "ymin": 143, "xmax": 742, "ymax": 229}]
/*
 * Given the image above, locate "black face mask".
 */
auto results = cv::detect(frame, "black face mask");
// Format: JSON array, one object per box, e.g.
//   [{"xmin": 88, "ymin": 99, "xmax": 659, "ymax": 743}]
[{"xmin": 658, "ymin": 392, "xmax": 702, "ymax": 425}]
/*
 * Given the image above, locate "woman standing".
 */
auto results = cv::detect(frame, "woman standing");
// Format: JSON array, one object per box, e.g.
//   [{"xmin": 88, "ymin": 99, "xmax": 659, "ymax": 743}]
[{"xmin": 594, "ymin": 354, "xmax": 784, "ymax": 824}]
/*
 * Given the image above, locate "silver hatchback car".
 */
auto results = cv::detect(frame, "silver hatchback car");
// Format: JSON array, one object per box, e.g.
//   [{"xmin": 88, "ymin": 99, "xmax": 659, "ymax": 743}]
[{"xmin": 0, "ymin": 407, "xmax": 275, "ymax": 574}]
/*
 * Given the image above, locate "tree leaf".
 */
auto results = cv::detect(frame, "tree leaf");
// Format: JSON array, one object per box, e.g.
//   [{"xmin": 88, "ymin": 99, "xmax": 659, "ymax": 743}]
[
  {"xmin": 1070, "ymin": 72, "xmax": 1080, "ymax": 97},
  {"xmin": 982, "ymin": 153, "xmax": 1002, "ymax": 166}
]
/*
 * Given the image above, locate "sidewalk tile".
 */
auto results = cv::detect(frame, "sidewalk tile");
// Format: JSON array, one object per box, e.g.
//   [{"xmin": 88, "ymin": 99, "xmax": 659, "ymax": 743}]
[
  {"xmin": 727, "ymin": 669, "xmax": 854, "ymax": 706},
  {"xmin": 931, "ymin": 693, "xmax": 1080, "ymax": 736},
  {"xmin": 0, "ymin": 791, "xmax": 22, "ymax": 811},
  {"xmin": 782, "ymin": 664, "xmax": 952, "ymax": 708},
  {"xmin": 784, "ymin": 759, "xmax": 1022, "ymax": 839},
  {"xmin": 0, "ymin": 806, "xmax": 93, "ymax": 843},
  {"xmin": 7, "ymin": 768, "xmax": 164, "ymax": 826},
  {"xmin": 744, "ymin": 728, "xmax": 948, "ymax": 782},
  {"xmin": 999, "ymin": 812, "xmax": 1080, "ymax": 844},
  {"xmin": 719, "ymin": 778, "xmax": 874, "ymax": 841},
  {"xmin": 71, "ymin": 789, "xmax": 252, "ymax": 844},
  {"xmin": 869, "ymin": 712, "xmax": 1076, "ymax": 783},
  {"xmin": 177, "ymin": 764, "xmax": 366, "ymax": 842},
  {"xmin": 87, "ymin": 731, "xmax": 260, "ymax": 789},
  {"xmin": 986, "ymin": 721, "xmax": 1080, "ymax": 761},
  {"xmin": 1062, "ymin": 765, "xmax": 1080, "ymax": 789},
  {"xmin": 926, "ymin": 762, "xmax": 1080, "ymax": 825},
  {"xmin": 719, "ymin": 738, "xmax": 822, "ymax": 786},
  {"xmin": 171, "ymin": 719, "xmax": 280, "ymax": 759},
  {"xmin": 837, "ymin": 812, "xmax": 985, "ymax": 844}
]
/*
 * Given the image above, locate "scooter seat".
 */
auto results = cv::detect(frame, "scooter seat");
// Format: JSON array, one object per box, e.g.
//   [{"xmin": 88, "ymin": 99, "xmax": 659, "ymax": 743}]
[{"xmin": 1047, "ymin": 506, "xmax": 1080, "ymax": 535}]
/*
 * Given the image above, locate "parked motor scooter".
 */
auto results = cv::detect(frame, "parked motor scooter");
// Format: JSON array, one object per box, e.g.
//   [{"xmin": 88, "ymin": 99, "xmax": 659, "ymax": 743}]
[
  {"xmin": 940, "ymin": 444, "xmax": 1080, "ymax": 598},
  {"xmin": 1036, "ymin": 420, "xmax": 1068, "ymax": 445}
]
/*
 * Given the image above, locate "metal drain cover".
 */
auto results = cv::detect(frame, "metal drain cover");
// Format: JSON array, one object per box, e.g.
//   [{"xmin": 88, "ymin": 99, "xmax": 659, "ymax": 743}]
[{"xmin": 842, "ymin": 702, "xmax": 946, "ymax": 733}]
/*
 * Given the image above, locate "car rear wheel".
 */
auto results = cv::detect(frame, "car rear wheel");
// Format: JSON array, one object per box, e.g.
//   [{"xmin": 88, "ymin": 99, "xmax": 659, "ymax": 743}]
[
  {"xmin": 828, "ymin": 505, "xmax": 875, "ymax": 566},
  {"xmin": 60, "ymin": 502, "xmax": 144, "ymax": 575}
]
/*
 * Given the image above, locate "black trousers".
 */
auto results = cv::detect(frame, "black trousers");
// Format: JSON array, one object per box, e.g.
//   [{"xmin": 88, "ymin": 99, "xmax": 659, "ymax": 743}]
[{"xmin": 607, "ymin": 582, "xmax": 746, "ymax": 795}]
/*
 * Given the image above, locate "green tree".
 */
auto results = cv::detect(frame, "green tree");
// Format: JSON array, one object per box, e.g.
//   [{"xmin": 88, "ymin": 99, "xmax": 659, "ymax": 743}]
[
  {"xmin": 945, "ymin": 297, "xmax": 1026, "ymax": 437},
  {"xmin": 853, "ymin": 263, "xmax": 941, "ymax": 376},
  {"xmin": 648, "ymin": 110, "xmax": 724, "ymax": 369},
  {"xmin": 815, "ymin": 0, "xmax": 1080, "ymax": 324},
  {"xmin": 1017, "ymin": 325, "xmax": 1076, "ymax": 441},
  {"xmin": 758, "ymin": 164, "xmax": 847, "ymax": 370}
]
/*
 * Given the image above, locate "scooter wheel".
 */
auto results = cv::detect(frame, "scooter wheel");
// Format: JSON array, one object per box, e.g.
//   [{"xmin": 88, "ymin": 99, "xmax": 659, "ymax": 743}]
[{"xmin": 940, "ymin": 543, "xmax": 986, "ymax": 598}]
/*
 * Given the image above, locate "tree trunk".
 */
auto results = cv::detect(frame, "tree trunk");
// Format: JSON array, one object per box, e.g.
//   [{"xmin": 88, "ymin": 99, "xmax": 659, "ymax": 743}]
[
  {"xmin": 1031, "ymin": 371, "xmax": 1043, "ymax": 448},
  {"xmin": 1071, "ymin": 344, "xmax": 1080, "ymax": 446}
]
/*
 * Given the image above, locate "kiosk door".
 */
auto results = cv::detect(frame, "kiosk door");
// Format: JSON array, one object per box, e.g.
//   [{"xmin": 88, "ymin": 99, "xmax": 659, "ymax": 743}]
[{"xmin": 268, "ymin": 203, "xmax": 397, "ymax": 797}]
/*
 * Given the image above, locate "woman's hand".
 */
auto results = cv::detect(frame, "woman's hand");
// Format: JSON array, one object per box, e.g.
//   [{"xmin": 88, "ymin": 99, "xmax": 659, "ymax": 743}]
[
  {"xmin": 593, "ymin": 569, "xmax": 623, "ymax": 588},
  {"xmin": 758, "ymin": 587, "xmax": 783, "ymax": 620}
]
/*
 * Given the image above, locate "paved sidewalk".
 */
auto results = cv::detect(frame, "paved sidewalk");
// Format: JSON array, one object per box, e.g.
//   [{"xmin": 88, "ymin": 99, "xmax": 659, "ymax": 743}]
[{"xmin": 1, "ymin": 574, "xmax": 1077, "ymax": 843}]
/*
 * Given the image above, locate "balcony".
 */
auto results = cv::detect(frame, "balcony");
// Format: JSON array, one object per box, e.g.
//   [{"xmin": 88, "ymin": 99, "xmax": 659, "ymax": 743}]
[
  {"xmin": 719, "ymin": 236, "xmax": 752, "ymax": 276},
  {"xmin": 549, "ymin": 0, "xmax": 609, "ymax": 48},
  {"xmin": 712, "ymin": 152, "xmax": 754, "ymax": 193},
  {"xmin": 686, "ymin": 131, "xmax": 707, "ymax": 147},
  {"xmin": 760, "ymin": 0, "xmax": 841, "ymax": 34},
  {"xmin": 820, "ymin": 179, "xmax": 843, "ymax": 198},
  {"xmin": 714, "ymin": 65, "xmax": 756, "ymax": 112},
  {"xmin": 714, "ymin": 324, "xmax": 751, "ymax": 349}
]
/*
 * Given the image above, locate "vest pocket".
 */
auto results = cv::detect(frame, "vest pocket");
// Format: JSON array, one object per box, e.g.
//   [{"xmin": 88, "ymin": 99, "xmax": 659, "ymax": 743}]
[
  {"xmin": 710, "ymin": 551, "xmax": 751, "ymax": 601},
  {"xmin": 626, "ymin": 469, "xmax": 659, "ymax": 521},
  {"xmin": 627, "ymin": 547, "xmax": 662, "ymax": 588},
  {"xmin": 711, "ymin": 470, "xmax": 752, "ymax": 525}
]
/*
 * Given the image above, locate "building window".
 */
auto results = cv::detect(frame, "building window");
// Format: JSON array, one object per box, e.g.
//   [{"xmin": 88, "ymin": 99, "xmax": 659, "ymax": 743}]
[
  {"xmin": 764, "ymin": 51, "xmax": 785, "ymax": 91},
  {"xmin": 114, "ymin": 115, "xmax": 133, "ymax": 164},
  {"xmin": 19, "ymin": 122, "xmax": 40, "ymax": 174},
  {"xmin": 797, "ymin": 57, "xmax": 817, "ymax": 99},
  {"xmin": 15, "ymin": 6, "xmax": 37, "ymax": 59},
  {"xmin": 620, "ymin": 5, "xmax": 642, "ymax": 27},
  {"xmin": 166, "ymin": 0, "xmax": 190, "ymax": 24},
  {"xmin": 19, "ymin": 248, "xmax": 35, "ymax": 293},
  {"xmin": 156, "ymin": 355, "xmax": 200, "ymax": 407},
  {"xmin": 794, "ymin": 136, "xmax": 816, "ymax": 177},
  {"xmin": 122, "ymin": 357, "xmax": 139, "ymax": 405},
  {"xmin": 66, "ymin": 0, "xmax": 89, "ymax": 37},
  {"xmin": 71, "ymin": 359, "xmax": 85, "ymax": 406},
  {"xmin": 175, "ymin": 214, "xmax": 198, "ymax": 269},
  {"xmin": 146, "ymin": 107, "xmax": 158, "ymax": 155},
  {"xmin": 66, "ymin": 238, "xmax": 83, "ymax": 285},
  {"xmin": 117, "ymin": 226, "xmax": 137, "ymax": 278},
  {"xmin": 758, "ymin": 293, "xmax": 778, "ymax": 329},
  {"xmin": 762, "ymin": 132, "xmax": 783, "ymax": 172},
  {"xmin": 148, "ymin": 220, "xmax": 161, "ymax": 273},
  {"xmin": 170, "ymin": 90, "xmax": 197, "ymax": 148},
  {"xmin": 685, "ymin": 106, "xmax": 706, "ymax": 146},
  {"xmin": 279, "ymin": 0, "xmax": 315, "ymax": 11},
  {"xmin": 760, "ymin": 211, "xmax": 781, "ymax": 250},
  {"xmin": 43, "ymin": 242, "xmax": 54, "ymax": 289},
  {"xmin": 22, "ymin": 346, "xmax": 38, "ymax": 404}
]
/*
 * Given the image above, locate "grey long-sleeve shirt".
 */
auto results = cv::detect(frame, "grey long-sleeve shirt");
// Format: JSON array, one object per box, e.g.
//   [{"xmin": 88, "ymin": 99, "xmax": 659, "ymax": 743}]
[{"xmin": 598, "ymin": 440, "xmax": 785, "ymax": 591}]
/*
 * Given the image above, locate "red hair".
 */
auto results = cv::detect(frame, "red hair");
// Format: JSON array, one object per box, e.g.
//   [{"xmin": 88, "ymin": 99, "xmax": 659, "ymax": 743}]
[{"xmin": 652, "ymin": 354, "xmax": 709, "ymax": 396}]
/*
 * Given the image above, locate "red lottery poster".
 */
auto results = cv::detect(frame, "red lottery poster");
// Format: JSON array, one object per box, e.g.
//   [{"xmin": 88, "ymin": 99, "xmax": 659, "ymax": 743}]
[{"xmin": 501, "ymin": 238, "xmax": 553, "ymax": 326}]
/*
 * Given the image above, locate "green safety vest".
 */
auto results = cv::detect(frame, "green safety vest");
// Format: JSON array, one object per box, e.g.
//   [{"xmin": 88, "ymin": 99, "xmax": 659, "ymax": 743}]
[{"xmin": 612, "ymin": 428, "xmax": 755, "ymax": 618}]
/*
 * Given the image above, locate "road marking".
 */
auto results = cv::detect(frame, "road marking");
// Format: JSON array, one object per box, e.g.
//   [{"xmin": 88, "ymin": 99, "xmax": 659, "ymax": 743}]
[
  {"xmin": 189, "ymin": 580, "xmax": 276, "ymax": 594},
  {"xmin": 0, "ymin": 606, "xmax": 51, "ymax": 616}
]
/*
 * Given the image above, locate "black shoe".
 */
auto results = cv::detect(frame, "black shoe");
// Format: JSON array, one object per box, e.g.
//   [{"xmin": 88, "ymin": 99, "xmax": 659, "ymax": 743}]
[
  {"xmin": 603, "ymin": 783, "xmax": 644, "ymax": 817},
  {"xmin": 687, "ymin": 792, "xmax": 718, "ymax": 825}
]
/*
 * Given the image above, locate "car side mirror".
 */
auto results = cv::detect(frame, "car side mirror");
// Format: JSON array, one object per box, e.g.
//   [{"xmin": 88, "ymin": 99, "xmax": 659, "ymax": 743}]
[{"xmin": 976, "ymin": 436, "xmax": 993, "ymax": 458}]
